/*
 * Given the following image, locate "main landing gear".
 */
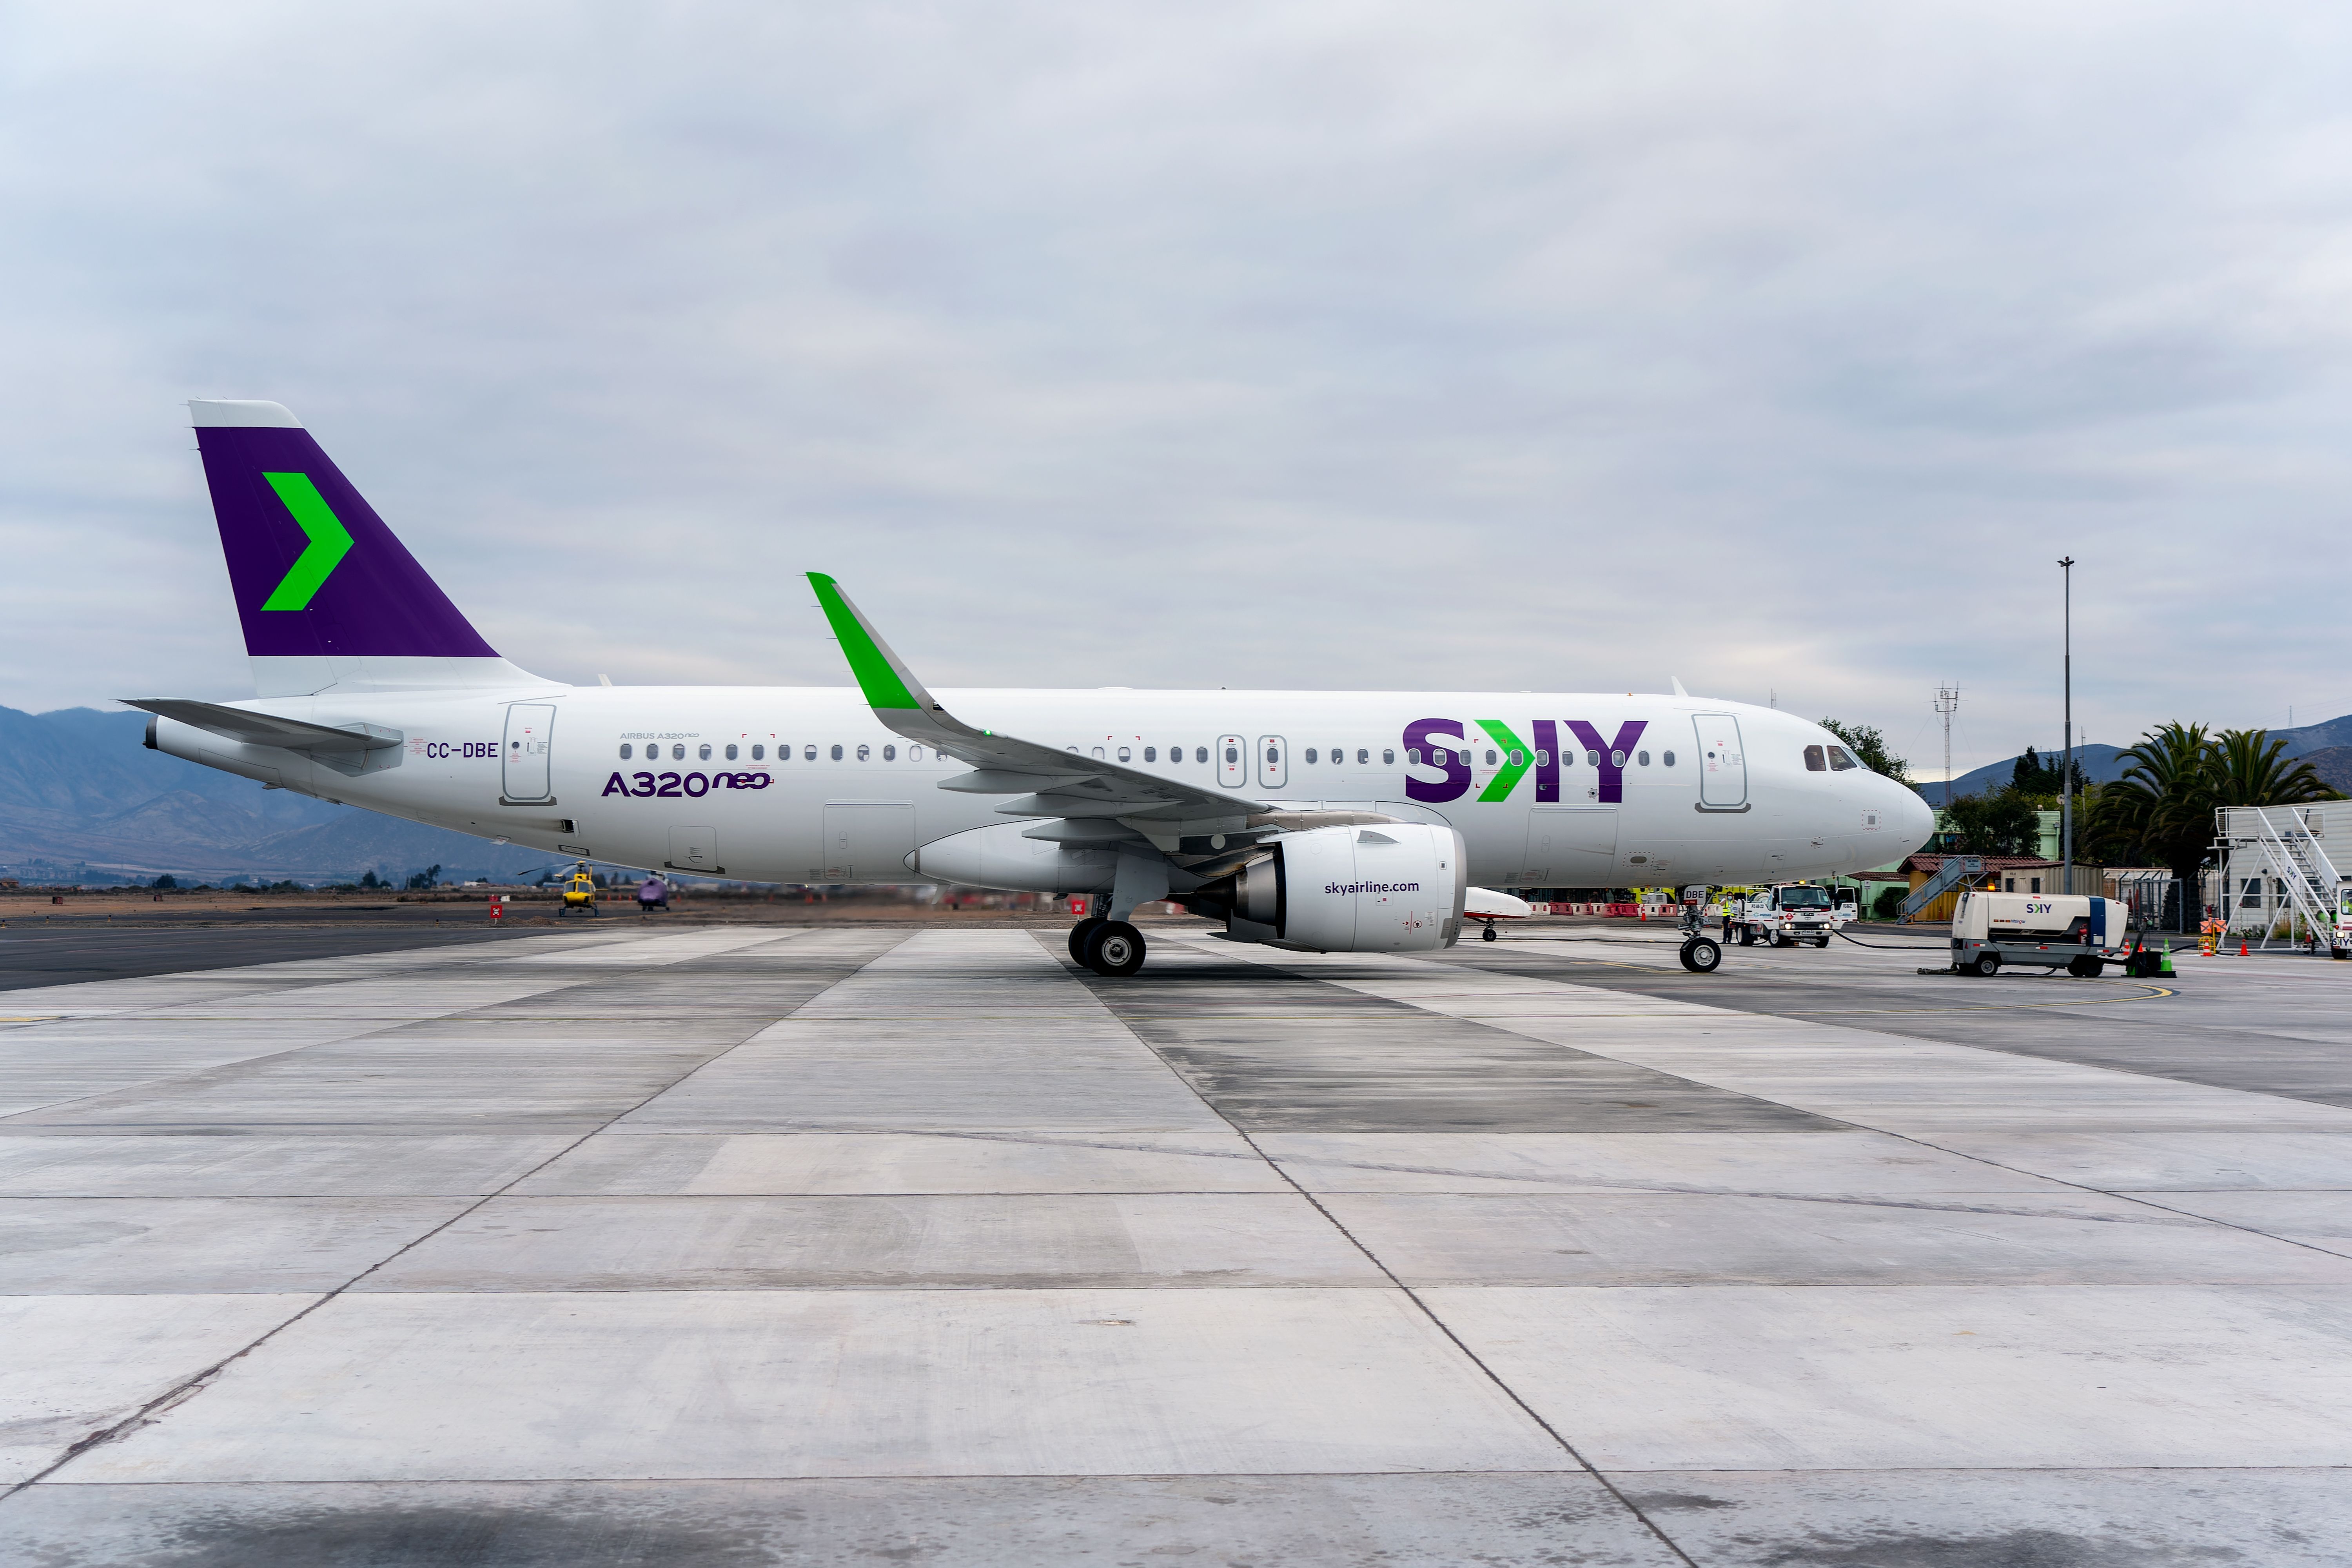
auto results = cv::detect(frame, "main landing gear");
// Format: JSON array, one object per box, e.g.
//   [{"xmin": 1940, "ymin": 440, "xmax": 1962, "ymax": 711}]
[{"xmin": 1069, "ymin": 917, "xmax": 1147, "ymax": 977}]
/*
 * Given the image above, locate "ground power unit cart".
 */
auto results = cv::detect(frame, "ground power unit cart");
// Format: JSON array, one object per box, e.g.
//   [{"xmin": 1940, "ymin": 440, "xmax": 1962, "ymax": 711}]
[{"xmin": 1945, "ymin": 891, "xmax": 2133, "ymax": 977}]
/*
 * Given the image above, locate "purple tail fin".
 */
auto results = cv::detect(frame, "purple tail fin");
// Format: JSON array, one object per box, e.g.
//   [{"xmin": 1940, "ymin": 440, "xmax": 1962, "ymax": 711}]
[{"xmin": 191, "ymin": 400, "xmax": 498, "ymax": 660}]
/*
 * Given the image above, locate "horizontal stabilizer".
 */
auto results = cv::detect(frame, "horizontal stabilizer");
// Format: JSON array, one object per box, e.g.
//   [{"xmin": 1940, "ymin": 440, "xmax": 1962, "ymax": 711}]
[{"xmin": 122, "ymin": 699, "xmax": 401, "ymax": 753}]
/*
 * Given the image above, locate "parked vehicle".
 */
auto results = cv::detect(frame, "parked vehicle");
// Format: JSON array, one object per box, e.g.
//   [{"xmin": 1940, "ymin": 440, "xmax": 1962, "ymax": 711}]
[
  {"xmin": 1950, "ymin": 891, "xmax": 2132, "ymax": 977},
  {"xmin": 1731, "ymin": 883, "xmax": 1844, "ymax": 948}
]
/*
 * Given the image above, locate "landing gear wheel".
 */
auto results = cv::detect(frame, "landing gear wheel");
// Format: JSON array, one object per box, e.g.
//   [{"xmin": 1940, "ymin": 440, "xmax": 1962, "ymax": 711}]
[
  {"xmin": 1679, "ymin": 937, "xmax": 1723, "ymax": 973},
  {"xmin": 1969, "ymin": 952, "xmax": 2001, "ymax": 978},
  {"xmin": 1480, "ymin": 922, "xmax": 1499, "ymax": 942},
  {"xmin": 1083, "ymin": 920, "xmax": 1146, "ymax": 977},
  {"xmin": 1067, "ymin": 918, "xmax": 1103, "ymax": 964}
]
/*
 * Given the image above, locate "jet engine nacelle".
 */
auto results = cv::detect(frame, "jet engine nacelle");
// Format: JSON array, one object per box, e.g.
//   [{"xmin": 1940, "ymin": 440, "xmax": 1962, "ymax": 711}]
[
  {"xmin": 907, "ymin": 820, "xmax": 1118, "ymax": 894},
  {"xmin": 1228, "ymin": 822, "xmax": 1466, "ymax": 953}
]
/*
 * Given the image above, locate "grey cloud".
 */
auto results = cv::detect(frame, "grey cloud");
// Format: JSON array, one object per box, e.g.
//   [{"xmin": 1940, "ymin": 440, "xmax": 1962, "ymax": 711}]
[{"xmin": 3, "ymin": 1, "xmax": 2349, "ymax": 778}]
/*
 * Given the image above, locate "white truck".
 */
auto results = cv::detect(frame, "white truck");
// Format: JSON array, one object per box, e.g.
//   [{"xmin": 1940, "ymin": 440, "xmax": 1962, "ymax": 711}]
[
  {"xmin": 1730, "ymin": 883, "xmax": 1853, "ymax": 948},
  {"xmin": 1950, "ymin": 891, "xmax": 2134, "ymax": 977}
]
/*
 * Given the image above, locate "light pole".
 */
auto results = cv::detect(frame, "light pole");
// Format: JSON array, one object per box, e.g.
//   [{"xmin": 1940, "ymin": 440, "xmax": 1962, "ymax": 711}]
[{"xmin": 2059, "ymin": 556, "xmax": 2074, "ymax": 896}]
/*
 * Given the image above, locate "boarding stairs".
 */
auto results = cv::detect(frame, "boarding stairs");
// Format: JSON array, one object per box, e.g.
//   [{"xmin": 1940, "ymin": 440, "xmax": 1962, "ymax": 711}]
[
  {"xmin": 2218, "ymin": 806, "xmax": 2340, "ymax": 949},
  {"xmin": 1898, "ymin": 855, "xmax": 1984, "ymax": 924}
]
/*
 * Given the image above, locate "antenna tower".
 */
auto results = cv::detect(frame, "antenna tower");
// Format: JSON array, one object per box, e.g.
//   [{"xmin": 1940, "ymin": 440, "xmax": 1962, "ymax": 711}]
[{"xmin": 1934, "ymin": 685, "xmax": 1960, "ymax": 812}]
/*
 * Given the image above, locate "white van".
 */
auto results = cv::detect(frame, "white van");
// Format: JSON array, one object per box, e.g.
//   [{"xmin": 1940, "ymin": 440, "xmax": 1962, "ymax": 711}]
[{"xmin": 1951, "ymin": 892, "xmax": 2132, "ymax": 977}]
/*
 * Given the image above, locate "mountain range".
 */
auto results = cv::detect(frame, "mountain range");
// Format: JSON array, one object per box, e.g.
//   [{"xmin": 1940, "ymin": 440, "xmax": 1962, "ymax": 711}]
[
  {"xmin": 0, "ymin": 706, "xmax": 564, "ymax": 886},
  {"xmin": 1939, "ymin": 714, "xmax": 2352, "ymax": 800},
  {"xmin": 8, "ymin": 701, "xmax": 2348, "ymax": 884}
]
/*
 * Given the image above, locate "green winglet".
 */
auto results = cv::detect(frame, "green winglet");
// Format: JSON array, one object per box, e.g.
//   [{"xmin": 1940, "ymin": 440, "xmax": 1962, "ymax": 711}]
[
  {"xmin": 259, "ymin": 473, "xmax": 354, "ymax": 611},
  {"xmin": 807, "ymin": 573, "xmax": 922, "ymax": 710}
]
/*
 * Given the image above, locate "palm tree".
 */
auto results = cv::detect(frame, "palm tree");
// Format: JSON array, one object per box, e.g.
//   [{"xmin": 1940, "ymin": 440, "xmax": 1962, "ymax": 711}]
[
  {"xmin": 2088, "ymin": 722, "xmax": 2215, "ymax": 929},
  {"xmin": 2206, "ymin": 729, "xmax": 2337, "ymax": 808}
]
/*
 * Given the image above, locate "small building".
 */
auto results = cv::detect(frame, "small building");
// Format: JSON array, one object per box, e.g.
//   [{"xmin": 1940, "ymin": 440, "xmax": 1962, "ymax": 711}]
[{"xmin": 1896, "ymin": 854, "xmax": 2082, "ymax": 924}]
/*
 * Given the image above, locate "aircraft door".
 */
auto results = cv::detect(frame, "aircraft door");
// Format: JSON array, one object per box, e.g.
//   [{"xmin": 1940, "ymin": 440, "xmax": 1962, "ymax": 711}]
[
  {"xmin": 503, "ymin": 703, "xmax": 555, "ymax": 802},
  {"xmin": 1525, "ymin": 808, "xmax": 1619, "ymax": 886},
  {"xmin": 821, "ymin": 802, "xmax": 916, "ymax": 882},
  {"xmin": 667, "ymin": 826, "xmax": 721, "ymax": 875},
  {"xmin": 1219, "ymin": 735, "xmax": 1246, "ymax": 789},
  {"xmin": 1257, "ymin": 735, "xmax": 1288, "ymax": 790},
  {"xmin": 1694, "ymin": 713, "xmax": 1748, "ymax": 808}
]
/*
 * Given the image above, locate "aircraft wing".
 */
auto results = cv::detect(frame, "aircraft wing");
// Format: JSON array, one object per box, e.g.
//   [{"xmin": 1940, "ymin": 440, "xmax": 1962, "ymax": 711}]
[
  {"xmin": 808, "ymin": 573, "xmax": 1269, "ymax": 851},
  {"xmin": 120, "ymin": 699, "xmax": 402, "ymax": 753}
]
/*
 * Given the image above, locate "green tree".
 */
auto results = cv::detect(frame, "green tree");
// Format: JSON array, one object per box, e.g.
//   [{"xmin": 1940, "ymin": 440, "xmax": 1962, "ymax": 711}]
[
  {"xmin": 2086, "ymin": 723, "xmax": 2216, "ymax": 926},
  {"xmin": 2207, "ymin": 728, "xmax": 2337, "ymax": 808},
  {"xmin": 1945, "ymin": 790, "xmax": 2039, "ymax": 855},
  {"xmin": 1819, "ymin": 720, "xmax": 1915, "ymax": 788}
]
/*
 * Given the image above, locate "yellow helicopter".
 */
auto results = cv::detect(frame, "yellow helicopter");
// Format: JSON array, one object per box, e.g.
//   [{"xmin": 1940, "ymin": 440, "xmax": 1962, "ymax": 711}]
[{"xmin": 558, "ymin": 860, "xmax": 600, "ymax": 917}]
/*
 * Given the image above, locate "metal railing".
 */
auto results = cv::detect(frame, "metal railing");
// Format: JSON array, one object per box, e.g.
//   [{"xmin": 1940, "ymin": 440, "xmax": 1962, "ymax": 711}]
[
  {"xmin": 2216, "ymin": 806, "xmax": 2340, "ymax": 949},
  {"xmin": 1899, "ymin": 855, "xmax": 1984, "ymax": 923}
]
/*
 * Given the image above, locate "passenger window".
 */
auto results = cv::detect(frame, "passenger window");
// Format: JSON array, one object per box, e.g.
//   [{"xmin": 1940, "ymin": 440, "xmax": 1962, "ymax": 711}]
[
  {"xmin": 1485, "ymin": 749, "xmax": 1498, "ymax": 766},
  {"xmin": 1826, "ymin": 745, "xmax": 1858, "ymax": 771},
  {"xmin": 1407, "ymin": 748, "xmax": 1422, "ymax": 765},
  {"xmin": 1610, "ymin": 749, "xmax": 1626, "ymax": 767},
  {"xmin": 673, "ymin": 744, "xmax": 686, "ymax": 760},
  {"xmin": 883, "ymin": 745, "xmax": 896, "ymax": 760},
  {"xmin": 1535, "ymin": 750, "xmax": 1549, "ymax": 766},
  {"xmin": 1663, "ymin": 750, "xmax": 1676, "ymax": 766},
  {"xmin": 1585, "ymin": 749, "xmax": 1601, "ymax": 767},
  {"xmin": 1358, "ymin": 748, "xmax": 1370, "ymax": 764},
  {"xmin": 619, "ymin": 743, "xmax": 632, "ymax": 759},
  {"xmin": 725, "ymin": 743, "xmax": 739, "ymax": 760},
  {"xmin": 1433, "ymin": 748, "xmax": 1449, "ymax": 766},
  {"xmin": 1118, "ymin": 746, "xmax": 1131, "ymax": 762},
  {"xmin": 1093, "ymin": 746, "xmax": 1106, "ymax": 759},
  {"xmin": 699, "ymin": 744, "xmax": 713, "ymax": 761},
  {"xmin": 1508, "ymin": 750, "xmax": 1523, "ymax": 766},
  {"xmin": 1305, "ymin": 748, "xmax": 1318, "ymax": 764},
  {"xmin": 1383, "ymin": 749, "xmax": 1394, "ymax": 764},
  {"xmin": 1196, "ymin": 746, "xmax": 1209, "ymax": 763},
  {"xmin": 1330, "ymin": 745, "xmax": 1341, "ymax": 762},
  {"xmin": 830, "ymin": 745, "xmax": 842, "ymax": 760},
  {"xmin": 751, "ymin": 744, "xmax": 764, "ymax": 760},
  {"xmin": 910, "ymin": 746, "xmax": 924, "ymax": 761},
  {"xmin": 1144, "ymin": 746, "xmax": 1156, "ymax": 762},
  {"xmin": 857, "ymin": 744, "xmax": 871, "ymax": 761},
  {"xmin": 804, "ymin": 745, "xmax": 817, "ymax": 760},
  {"xmin": 1637, "ymin": 750, "xmax": 1650, "ymax": 766},
  {"xmin": 1804, "ymin": 745, "xmax": 1827, "ymax": 771},
  {"xmin": 1225, "ymin": 745, "xmax": 1238, "ymax": 764}
]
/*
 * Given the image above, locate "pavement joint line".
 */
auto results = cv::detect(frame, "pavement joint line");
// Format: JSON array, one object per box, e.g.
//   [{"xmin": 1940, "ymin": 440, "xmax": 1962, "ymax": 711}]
[
  {"xmin": 1043, "ymin": 931, "xmax": 1706, "ymax": 1568},
  {"xmin": 0, "ymin": 926, "xmax": 920, "ymax": 1503},
  {"xmin": 1250, "ymin": 941, "xmax": 2352, "ymax": 1275}
]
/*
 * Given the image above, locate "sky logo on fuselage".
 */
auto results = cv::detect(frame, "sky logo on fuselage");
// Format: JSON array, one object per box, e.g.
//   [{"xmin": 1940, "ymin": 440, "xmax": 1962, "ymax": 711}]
[
  {"xmin": 1403, "ymin": 719, "xmax": 1650, "ymax": 804},
  {"xmin": 258, "ymin": 472, "xmax": 354, "ymax": 611}
]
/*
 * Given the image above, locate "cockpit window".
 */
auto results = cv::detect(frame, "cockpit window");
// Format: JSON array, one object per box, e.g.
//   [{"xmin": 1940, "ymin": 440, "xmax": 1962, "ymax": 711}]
[
  {"xmin": 1804, "ymin": 745, "xmax": 1827, "ymax": 772},
  {"xmin": 1780, "ymin": 887, "xmax": 1831, "ymax": 908},
  {"xmin": 1826, "ymin": 745, "xmax": 1859, "ymax": 771}
]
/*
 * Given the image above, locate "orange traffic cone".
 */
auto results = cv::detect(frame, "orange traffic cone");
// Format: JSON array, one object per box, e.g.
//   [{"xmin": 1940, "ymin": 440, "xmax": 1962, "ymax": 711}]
[{"xmin": 2239, "ymin": 940, "xmax": 2249, "ymax": 957}]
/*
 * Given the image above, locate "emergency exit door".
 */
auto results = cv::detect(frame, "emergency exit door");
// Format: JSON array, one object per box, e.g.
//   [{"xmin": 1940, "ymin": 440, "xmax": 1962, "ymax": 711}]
[
  {"xmin": 502, "ymin": 703, "xmax": 555, "ymax": 802},
  {"xmin": 1694, "ymin": 713, "xmax": 1747, "ymax": 808},
  {"xmin": 1257, "ymin": 736, "xmax": 1288, "ymax": 790}
]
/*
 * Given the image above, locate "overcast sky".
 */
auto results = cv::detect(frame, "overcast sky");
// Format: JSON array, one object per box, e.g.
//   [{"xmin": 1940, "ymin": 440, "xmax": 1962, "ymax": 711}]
[{"xmin": 4, "ymin": 2, "xmax": 2348, "ymax": 779}]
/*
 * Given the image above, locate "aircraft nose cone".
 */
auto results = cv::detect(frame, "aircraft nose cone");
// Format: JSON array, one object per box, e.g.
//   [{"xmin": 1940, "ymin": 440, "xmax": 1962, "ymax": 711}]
[{"xmin": 1894, "ymin": 781, "xmax": 1936, "ymax": 851}]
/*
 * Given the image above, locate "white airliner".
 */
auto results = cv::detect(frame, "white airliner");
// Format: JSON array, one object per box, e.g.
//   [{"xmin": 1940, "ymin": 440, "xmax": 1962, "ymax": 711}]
[{"xmin": 131, "ymin": 400, "xmax": 1934, "ymax": 975}]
